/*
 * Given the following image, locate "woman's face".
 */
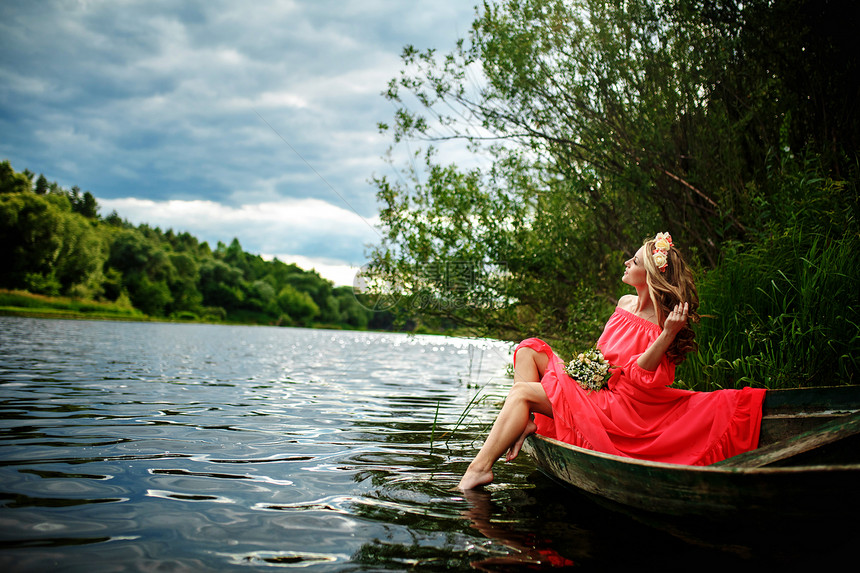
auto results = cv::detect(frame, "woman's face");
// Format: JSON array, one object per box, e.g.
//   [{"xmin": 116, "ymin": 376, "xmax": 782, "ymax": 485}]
[{"xmin": 622, "ymin": 246, "xmax": 647, "ymax": 287}]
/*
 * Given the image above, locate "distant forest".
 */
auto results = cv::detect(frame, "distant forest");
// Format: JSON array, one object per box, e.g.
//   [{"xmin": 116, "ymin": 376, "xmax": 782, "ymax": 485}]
[{"xmin": 0, "ymin": 160, "xmax": 393, "ymax": 330}]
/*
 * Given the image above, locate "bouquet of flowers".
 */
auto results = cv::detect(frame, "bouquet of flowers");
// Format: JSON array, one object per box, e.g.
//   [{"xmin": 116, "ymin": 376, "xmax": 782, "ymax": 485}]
[{"xmin": 564, "ymin": 348, "xmax": 613, "ymax": 392}]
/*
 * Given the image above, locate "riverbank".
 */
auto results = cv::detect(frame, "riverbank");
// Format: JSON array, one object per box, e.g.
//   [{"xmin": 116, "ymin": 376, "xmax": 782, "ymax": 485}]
[
  {"xmin": 0, "ymin": 289, "xmax": 457, "ymax": 335},
  {"xmin": 0, "ymin": 289, "xmax": 149, "ymax": 322}
]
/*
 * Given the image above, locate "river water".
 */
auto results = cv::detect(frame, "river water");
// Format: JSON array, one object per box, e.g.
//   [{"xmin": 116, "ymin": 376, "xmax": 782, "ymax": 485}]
[{"xmin": 0, "ymin": 316, "xmax": 839, "ymax": 571}]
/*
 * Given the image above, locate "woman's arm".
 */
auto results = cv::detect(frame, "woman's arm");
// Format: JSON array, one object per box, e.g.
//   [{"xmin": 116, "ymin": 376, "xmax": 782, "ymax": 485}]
[{"xmin": 637, "ymin": 302, "xmax": 689, "ymax": 371}]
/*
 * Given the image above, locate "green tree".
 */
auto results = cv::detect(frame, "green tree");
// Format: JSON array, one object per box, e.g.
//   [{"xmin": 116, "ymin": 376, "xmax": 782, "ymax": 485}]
[
  {"xmin": 369, "ymin": 0, "xmax": 858, "ymax": 350},
  {"xmin": 166, "ymin": 251, "xmax": 203, "ymax": 315},
  {"xmin": 127, "ymin": 274, "xmax": 173, "ymax": 316},
  {"xmin": 198, "ymin": 258, "xmax": 245, "ymax": 310},
  {"xmin": 104, "ymin": 210, "xmax": 126, "ymax": 227},
  {"xmin": 243, "ymin": 278, "xmax": 278, "ymax": 314},
  {"xmin": 216, "ymin": 238, "xmax": 252, "ymax": 277},
  {"xmin": 53, "ymin": 211, "xmax": 106, "ymax": 296},
  {"xmin": 333, "ymin": 286, "xmax": 372, "ymax": 329},
  {"xmin": 74, "ymin": 191, "xmax": 99, "ymax": 219},
  {"xmin": 106, "ymin": 229, "xmax": 177, "ymax": 315},
  {"xmin": 276, "ymin": 284, "xmax": 320, "ymax": 326},
  {"xmin": 34, "ymin": 174, "xmax": 49, "ymax": 195},
  {"xmin": 0, "ymin": 192, "xmax": 65, "ymax": 292},
  {"xmin": 0, "ymin": 160, "xmax": 33, "ymax": 195},
  {"xmin": 282, "ymin": 270, "xmax": 338, "ymax": 320},
  {"xmin": 0, "ymin": 191, "xmax": 105, "ymax": 295}
]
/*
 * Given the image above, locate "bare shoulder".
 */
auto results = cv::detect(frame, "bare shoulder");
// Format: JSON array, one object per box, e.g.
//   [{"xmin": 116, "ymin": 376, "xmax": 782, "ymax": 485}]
[{"xmin": 617, "ymin": 294, "xmax": 637, "ymax": 312}]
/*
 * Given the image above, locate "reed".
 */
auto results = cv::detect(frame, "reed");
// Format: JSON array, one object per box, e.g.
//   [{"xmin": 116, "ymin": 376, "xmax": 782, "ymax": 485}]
[
  {"xmin": 429, "ymin": 398, "xmax": 441, "ymax": 454},
  {"xmin": 677, "ymin": 228, "xmax": 858, "ymax": 390}
]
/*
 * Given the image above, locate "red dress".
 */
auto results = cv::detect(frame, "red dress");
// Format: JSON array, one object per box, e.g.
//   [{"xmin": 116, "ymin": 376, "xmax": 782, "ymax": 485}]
[{"xmin": 516, "ymin": 308, "xmax": 766, "ymax": 465}]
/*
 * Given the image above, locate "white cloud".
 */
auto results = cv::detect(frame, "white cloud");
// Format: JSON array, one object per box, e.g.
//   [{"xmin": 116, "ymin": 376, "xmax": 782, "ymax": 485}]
[
  {"xmin": 98, "ymin": 196, "xmax": 380, "ymax": 283},
  {"xmin": 1, "ymin": 0, "xmax": 481, "ymax": 270},
  {"xmin": 262, "ymin": 254, "xmax": 360, "ymax": 287}
]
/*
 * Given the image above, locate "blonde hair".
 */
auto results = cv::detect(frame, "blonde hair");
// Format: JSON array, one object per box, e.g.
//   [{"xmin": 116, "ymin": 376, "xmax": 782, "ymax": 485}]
[{"xmin": 641, "ymin": 237, "xmax": 700, "ymax": 364}]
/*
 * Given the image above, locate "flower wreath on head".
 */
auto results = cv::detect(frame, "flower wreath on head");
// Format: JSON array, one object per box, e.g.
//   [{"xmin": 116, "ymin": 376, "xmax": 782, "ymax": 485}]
[{"xmin": 652, "ymin": 232, "xmax": 673, "ymax": 272}]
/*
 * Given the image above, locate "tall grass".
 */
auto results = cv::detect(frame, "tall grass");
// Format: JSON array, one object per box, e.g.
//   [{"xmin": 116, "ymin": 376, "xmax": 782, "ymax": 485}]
[
  {"xmin": 677, "ymin": 228, "xmax": 858, "ymax": 390},
  {"xmin": 0, "ymin": 289, "xmax": 144, "ymax": 319},
  {"xmin": 675, "ymin": 149, "xmax": 859, "ymax": 391}
]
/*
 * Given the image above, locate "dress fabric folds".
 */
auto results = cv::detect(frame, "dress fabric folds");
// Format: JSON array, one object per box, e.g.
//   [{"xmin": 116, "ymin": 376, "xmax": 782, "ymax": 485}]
[{"xmin": 515, "ymin": 308, "xmax": 766, "ymax": 466}]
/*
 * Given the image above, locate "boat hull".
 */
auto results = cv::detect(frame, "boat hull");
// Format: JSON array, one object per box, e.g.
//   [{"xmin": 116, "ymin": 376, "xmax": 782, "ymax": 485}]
[
  {"xmin": 522, "ymin": 386, "xmax": 860, "ymax": 523},
  {"xmin": 522, "ymin": 433, "xmax": 860, "ymax": 522}
]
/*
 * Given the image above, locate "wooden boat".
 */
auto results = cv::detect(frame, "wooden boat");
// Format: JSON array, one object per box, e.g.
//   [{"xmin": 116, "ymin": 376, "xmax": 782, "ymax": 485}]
[{"xmin": 521, "ymin": 386, "xmax": 860, "ymax": 532}]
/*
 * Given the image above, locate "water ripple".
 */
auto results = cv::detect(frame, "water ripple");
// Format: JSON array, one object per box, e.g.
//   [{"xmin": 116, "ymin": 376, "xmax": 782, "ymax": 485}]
[{"xmin": 6, "ymin": 317, "xmax": 605, "ymax": 570}]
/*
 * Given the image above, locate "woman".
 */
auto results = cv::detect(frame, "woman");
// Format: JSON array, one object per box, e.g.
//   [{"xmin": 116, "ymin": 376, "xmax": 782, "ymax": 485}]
[{"xmin": 457, "ymin": 233, "xmax": 766, "ymax": 490}]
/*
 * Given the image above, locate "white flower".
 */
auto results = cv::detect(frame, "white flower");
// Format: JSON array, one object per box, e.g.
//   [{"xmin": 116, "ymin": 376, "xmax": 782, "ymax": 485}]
[
  {"xmin": 654, "ymin": 232, "xmax": 673, "ymax": 249},
  {"xmin": 653, "ymin": 250, "xmax": 668, "ymax": 269},
  {"xmin": 564, "ymin": 348, "xmax": 614, "ymax": 392}
]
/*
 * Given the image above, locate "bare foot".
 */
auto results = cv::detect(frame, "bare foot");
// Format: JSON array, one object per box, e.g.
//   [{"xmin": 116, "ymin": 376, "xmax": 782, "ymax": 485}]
[
  {"xmin": 456, "ymin": 466, "xmax": 494, "ymax": 491},
  {"xmin": 505, "ymin": 419, "xmax": 537, "ymax": 462}
]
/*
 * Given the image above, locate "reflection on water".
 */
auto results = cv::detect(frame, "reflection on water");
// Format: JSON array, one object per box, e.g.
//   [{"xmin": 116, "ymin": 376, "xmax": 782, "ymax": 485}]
[{"xmin": 0, "ymin": 316, "xmax": 846, "ymax": 570}]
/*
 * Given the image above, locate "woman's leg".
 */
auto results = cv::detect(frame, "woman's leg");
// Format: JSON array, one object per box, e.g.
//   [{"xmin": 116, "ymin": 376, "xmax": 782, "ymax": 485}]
[
  {"xmin": 504, "ymin": 346, "xmax": 551, "ymax": 461},
  {"xmin": 456, "ymin": 381, "xmax": 553, "ymax": 490},
  {"xmin": 456, "ymin": 345, "xmax": 552, "ymax": 490},
  {"xmin": 512, "ymin": 346, "xmax": 549, "ymax": 384}
]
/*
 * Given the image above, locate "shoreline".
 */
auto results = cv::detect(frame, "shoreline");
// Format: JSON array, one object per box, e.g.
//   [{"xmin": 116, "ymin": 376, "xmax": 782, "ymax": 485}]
[{"xmin": 0, "ymin": 304, "xmax": 462, "ymax": 338}]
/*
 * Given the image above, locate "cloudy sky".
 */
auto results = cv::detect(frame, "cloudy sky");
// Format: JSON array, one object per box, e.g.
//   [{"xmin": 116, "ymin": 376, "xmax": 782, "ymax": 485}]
[{"xmin": 0, "ymin": 1, "xmax": 480, "ymax": 285}]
